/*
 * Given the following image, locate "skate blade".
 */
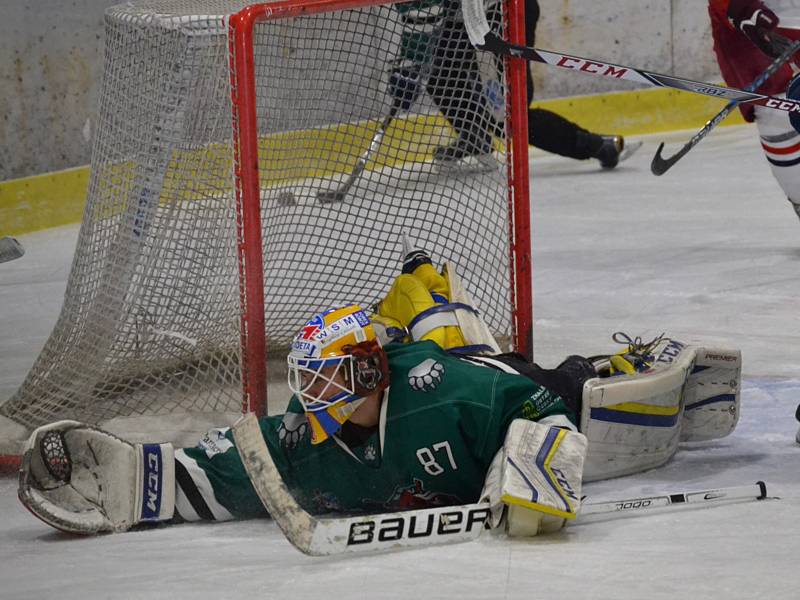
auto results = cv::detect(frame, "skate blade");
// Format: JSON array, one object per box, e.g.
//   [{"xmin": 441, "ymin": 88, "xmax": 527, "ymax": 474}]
[
  {"xmin": 618, "ymin": 140, "xmax": 643, "ymax": 163},
  {"xmin": 316, "ymin": 190, "xmax": 348, "ymax": 204},
  {"xmin": 433, "ymin": 153, "xmax": 499, "ymax": 175}
]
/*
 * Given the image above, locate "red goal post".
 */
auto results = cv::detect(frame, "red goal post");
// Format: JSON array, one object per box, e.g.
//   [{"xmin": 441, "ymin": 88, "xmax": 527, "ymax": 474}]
[
  {"xmin": 0, "ymin": 0, "xmax": 531, "ymax": 471},
  {"xmin": 229, "ymin": 0, "xmax": 532, "ymax": 415}
]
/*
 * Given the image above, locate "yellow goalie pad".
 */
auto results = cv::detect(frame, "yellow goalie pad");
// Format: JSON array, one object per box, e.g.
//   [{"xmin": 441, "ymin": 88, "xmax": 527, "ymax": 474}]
[{"xmin": 373, "ymin": 253, "xmax": 500, "ymax": 354}]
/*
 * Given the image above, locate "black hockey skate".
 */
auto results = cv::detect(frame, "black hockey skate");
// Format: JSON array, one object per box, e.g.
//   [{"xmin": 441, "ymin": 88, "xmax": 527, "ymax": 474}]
[
  {"xmin": 594, "ymin": 135, "xmax": 625, "ymax": 169},
  {"xmin": 588, "ymin": 332, "xmax": 669, "ymax": 377}
]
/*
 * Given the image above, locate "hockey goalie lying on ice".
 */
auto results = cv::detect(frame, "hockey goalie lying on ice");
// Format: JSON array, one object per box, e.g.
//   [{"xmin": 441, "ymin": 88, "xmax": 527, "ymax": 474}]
[{"xmin": 17, "ymin": 245, "xmax": 741, "ymax": 542}]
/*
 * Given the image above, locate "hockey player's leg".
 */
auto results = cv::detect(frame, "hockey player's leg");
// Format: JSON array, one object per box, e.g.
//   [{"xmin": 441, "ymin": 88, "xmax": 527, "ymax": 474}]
[
  {"xmin": 427, "ymin": 20, "xmax": 495, "ymax": 166},
  {"xmin": 468, "ymin": 351, "xmax": 593, "ymax": 419},
  {"xmin": 528, "ymin": 108, "xmax": 630, "ymax": 169},
  {"xmin": 18, "ymin": 420, "xmax": 175, "ymax": 534},
  {"xmin": 480, "ymin": 419, "xmax": 587, "ymax": 537},
  {"xmin": 753, "ymin": 98, "xmax": 800, "ymax": 220}
]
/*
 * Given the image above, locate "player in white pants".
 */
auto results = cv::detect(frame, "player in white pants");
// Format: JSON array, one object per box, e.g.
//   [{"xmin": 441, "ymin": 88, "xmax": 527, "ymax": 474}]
[
  {"xmin": 755, "ymin": 98, "xmax": 800, "ymax": 218},
  {"xmin": 710, "ymin": 0, "xmax": 800, "ymax": 218}
]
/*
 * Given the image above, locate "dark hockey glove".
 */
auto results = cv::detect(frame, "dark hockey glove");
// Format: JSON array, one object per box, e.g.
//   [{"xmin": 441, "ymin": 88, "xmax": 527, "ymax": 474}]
[
  {"xmin": 387, "ymin": 60, "xmax": 423, "ymax": 112},
  {"xmin": 728, "ymin": 0, "xmax": 792, "ymax": 58}
]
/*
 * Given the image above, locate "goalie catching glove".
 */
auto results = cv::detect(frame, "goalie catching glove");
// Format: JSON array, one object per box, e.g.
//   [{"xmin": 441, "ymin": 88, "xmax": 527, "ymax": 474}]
[
  {"xmin": 480, "ymin": 419, "xmax": 588, "ymax": 536},
  {"xmin": 18, "ymin": 420, "xmax": 175, "ymax": 534}
]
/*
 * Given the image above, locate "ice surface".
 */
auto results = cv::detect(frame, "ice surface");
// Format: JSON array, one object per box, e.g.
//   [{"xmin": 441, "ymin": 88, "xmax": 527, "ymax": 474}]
[{"xmin": 1, "ymin": 124, "xmax": 798, "ymax": 599}]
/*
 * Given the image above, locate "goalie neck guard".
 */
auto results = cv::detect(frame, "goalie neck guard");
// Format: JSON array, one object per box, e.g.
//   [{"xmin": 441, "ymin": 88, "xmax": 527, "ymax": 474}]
[{"xmin": 287, "ymin": 305, "xmax": 390, "ymax": 444}]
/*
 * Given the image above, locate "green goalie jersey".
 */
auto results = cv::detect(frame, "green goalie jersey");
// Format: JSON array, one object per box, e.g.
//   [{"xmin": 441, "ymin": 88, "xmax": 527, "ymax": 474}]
[
  {"xmin": 393, "ymin": 0, "xmax": 454, "ymax": 65},
  {"xmin": 181, "ymin": 341, "xmax": 575, "ymax": 519}
]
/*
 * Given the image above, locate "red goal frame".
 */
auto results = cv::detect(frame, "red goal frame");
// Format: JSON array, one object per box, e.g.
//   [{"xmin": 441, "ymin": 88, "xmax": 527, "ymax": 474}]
[
  {"xmin": 0, "ymin": 0, "xmax": 531, "ymax": 474},
  {"xmin": 228, "ymin": 0, "xmax": 532, "ymax": 418}
]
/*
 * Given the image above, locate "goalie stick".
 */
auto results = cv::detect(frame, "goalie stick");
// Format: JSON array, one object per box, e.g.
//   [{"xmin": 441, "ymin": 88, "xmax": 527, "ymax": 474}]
[
  {"xmin": 0, "ymin": 237, "xmax": 24, "ymax": 263},
  {"xmin": 651, "ymin": 38, "xmax": 800, "ymax": 176},
  {"xmin": 578, "ymin": 481, "xmax": 769, "ymax": 517},
  {"xmin": 232, "ymin": 414, "xmax": 771, "ymax": 557}
]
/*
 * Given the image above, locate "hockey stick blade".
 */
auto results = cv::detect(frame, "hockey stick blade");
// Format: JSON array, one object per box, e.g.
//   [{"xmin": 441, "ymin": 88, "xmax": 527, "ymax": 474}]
[
  {"xmin": 0, "ymin": 237, "xmax": 24, "ymax": 263},
  {"xmin": 651, "ymin": 38, "xmax": 800, "ymax": 176},
  {"xmin": 233, "ymin": 413, "xmax": 492, "ymax": 556},
  {"xmin": 316, "ymin": 164, "xmax": 365, "ymax": 204},
  {"xmin": 316, "ymin": 111, "xmax": 396, "ymax": 205},
  {"xmin": 651, "ymin": 140, "xmax": 693, "ymax": 176},
  {"xmin": 477, "ymin": 33, "xmax": 800, "ymax": 116}
]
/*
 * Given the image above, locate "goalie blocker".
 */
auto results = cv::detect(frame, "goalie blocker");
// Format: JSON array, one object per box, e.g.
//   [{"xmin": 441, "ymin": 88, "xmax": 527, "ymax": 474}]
[{"xmin": 480, "ymin": 419, "xmax": 587, "ymax": 537}]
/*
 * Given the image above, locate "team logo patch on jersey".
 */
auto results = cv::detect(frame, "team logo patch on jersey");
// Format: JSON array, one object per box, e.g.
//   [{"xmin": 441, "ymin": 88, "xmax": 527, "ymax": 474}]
[
  {"xmin": 408, "ymin": 358, "xmax": 445, "ymax": 392},
  {"xmin": 312, "ymin": 489, "xmax": 343, "ymax": 513},
  {"xmin": 524, "ymin": 387, "xmax": 559, "ymax": 419},
  {"xmin": 197, "ymin": 427, "xmax": 233, "ymax": 458},
  {"xmin": 363, "ymin": 444, "xmax": 377, "ymax": 462},
  {"xmin": 369, "ymin": 478, "xmax": 462, "ymax": 511},
  {"xmin": 278, "ymin": 412, "xmax": 309, "ymax": 450}
]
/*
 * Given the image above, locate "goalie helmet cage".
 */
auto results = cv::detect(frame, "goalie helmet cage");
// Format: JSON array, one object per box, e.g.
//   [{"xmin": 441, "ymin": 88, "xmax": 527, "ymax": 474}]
[{"xmin": 0, "ymin": 0, "xmax": 531, "ymax": 469}]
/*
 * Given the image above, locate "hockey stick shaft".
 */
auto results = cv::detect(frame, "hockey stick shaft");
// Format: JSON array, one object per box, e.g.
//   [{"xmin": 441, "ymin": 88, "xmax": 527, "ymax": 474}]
[
  {"xmin": 316, "ymin": 104, "xmax": 399, "ymax": 204},
  {"xmin": 651, "ymin": 38, "xmax": 800, "ymax": 175},
  {"xmin": 579, "ymin": 481, "xmax": 768, "ymax": 517},
  {"xmin": 301, "ymin": 481, "xmax": 768, "ymax": 554},
  {"xmin": 235, "ymin": 414, "xmax": 770, "ymax": 556},
  {"xmin": 476, "ymin": 32, "xmax": 800, "ymax": 116}
]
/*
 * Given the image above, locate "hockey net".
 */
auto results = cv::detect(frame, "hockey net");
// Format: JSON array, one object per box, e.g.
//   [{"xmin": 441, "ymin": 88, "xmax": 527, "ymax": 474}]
[{"xmin": 0, "ymin": 0, "xmax": 530, "ymax": 466}]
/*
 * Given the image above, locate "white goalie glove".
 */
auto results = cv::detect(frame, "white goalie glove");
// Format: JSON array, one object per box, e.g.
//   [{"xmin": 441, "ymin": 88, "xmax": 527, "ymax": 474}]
[
  {"xmin": 18, "ymin": 420, "xmax": 175, "ymax": 534},
  {"xmin": 481, "ymin": 419, "xmax": 587, "ymax": 537}
]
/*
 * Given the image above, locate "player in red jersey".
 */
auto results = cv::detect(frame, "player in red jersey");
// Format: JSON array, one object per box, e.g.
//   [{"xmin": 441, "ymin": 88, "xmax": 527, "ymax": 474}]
[{"xmin": 709, "ymin": 0, "xmax": 800, "ymax": 219}]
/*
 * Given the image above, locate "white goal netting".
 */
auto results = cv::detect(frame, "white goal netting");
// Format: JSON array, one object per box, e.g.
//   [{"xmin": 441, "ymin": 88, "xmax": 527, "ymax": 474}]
[{"xmin": 0, "ymin": 0, "xmax": 529, "ymax": 453}]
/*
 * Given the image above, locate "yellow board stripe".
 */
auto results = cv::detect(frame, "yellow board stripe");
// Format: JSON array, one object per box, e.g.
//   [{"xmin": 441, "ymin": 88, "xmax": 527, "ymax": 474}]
[
  {"xmin": 1, "ymin": 86, "xmax": 746, "ymax": 237},
  {"xmin": 529, "ymin": 86, "xmax": 745, "ymax": 137},
  {"xmin": 0, "ymin": 167, "xmax": 89, "ymax": 236}
]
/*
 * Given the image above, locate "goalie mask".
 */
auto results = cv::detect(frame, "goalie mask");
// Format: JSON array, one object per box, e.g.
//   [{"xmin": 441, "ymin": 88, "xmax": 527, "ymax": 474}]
[{"xmin": 287, "ymin": 305, "xmax": 390, "ymax": 444}]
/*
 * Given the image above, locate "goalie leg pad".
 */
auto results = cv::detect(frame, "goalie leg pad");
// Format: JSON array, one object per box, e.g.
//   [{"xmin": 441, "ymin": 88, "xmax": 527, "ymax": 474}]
[
  {"xmin": 680, "ymin": 346, "xmax": 741, "ymax": 442},
  {"xmin": 18, "ymin": 420, "xmax": 175, "ymax": 534},
  {"xmin": 444, "ymin": 261, "xmax": 502, "ymax": 354},
  {"xmin": 581, "ymin": 341, "xmax": 696, "ymax": 482}
]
